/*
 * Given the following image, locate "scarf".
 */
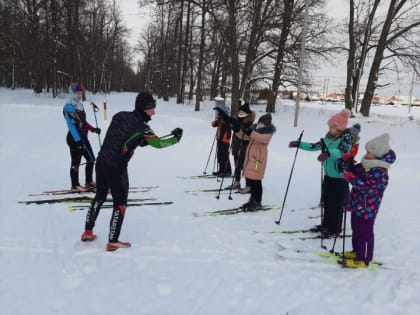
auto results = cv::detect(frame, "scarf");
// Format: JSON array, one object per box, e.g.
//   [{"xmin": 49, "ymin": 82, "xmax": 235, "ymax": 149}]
[{"xmin": 361, "ymin": 158, "xmax": 391, "ymax": 170}]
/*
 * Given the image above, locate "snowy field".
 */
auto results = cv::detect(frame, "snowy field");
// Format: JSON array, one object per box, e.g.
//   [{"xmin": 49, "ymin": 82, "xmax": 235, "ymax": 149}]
[{"xmin": 1, "ymin": 88, "xmax": 419, "ymax": 315}]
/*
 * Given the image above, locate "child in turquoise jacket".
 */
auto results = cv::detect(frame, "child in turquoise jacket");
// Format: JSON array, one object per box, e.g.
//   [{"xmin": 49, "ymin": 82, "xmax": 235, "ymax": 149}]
[{"xmin": 289, "ymin": 109, "xmax": 353, "ymax": 237}]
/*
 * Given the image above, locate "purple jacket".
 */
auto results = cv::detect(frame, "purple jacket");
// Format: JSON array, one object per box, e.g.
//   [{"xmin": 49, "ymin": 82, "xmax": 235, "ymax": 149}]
[{"xmin": 347, "ymin": 150, "xmax": 396, "ymax": 220}]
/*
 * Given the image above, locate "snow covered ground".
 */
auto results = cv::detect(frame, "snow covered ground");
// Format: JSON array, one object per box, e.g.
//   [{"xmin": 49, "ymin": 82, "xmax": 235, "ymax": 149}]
[{"xmin": 1, "ymin": 88, "xmax": 419, "ymax": 315}]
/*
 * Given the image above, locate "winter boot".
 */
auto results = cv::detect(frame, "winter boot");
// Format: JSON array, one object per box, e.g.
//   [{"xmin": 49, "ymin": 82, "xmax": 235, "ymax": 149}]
[
  {"xmin": 239, "ymin": 186, "xmax": 251, "ymax": 194},
  {"xmin": 225, "ymin": 181, "xmax": 240, "ymax": 190},
  {"xmin": 344, "ymin": 258, "xmax": 368, "ymax": 268},
  {"xmin": 81, "ymin": 230, "xmax": 96, "ymax": 242},
  {"xmin": 244, "ymin": 201, "xmax": 262, "ymax": 212},
  {"xmin": 242, "ymin": 199, "xmax": 262, "ymax": 212},
  {"xmin": 106, "ymin": 241, "xmax": 132, "ymax": 251},
  {"xmin": 343, "ymin": 251, "xmax": 357, "ymax": 259}
]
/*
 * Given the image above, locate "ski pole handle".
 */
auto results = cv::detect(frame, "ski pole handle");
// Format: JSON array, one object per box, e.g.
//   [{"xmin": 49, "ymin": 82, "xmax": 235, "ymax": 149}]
[{"xmin": 90, "ymin": 102, "xmax": 100, "ymax": 112}]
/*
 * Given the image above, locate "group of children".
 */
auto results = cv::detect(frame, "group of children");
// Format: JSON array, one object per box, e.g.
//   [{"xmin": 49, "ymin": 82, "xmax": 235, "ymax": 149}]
[
  {"xmin": 212, "ymin": 106, "xmax": 396, "ymax": 268},
  {"xmin": 212, "ymin": 102, "xmax": 276, "ymax": 211},
  {"xmin": 63, "ymin": 84, "xmax": 396, "ymax": 266}
]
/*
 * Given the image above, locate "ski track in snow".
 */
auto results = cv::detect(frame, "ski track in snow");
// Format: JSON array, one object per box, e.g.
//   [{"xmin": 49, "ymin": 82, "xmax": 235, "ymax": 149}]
[{"xmin": 1, "ymin": 88, "xmax": 420, "ymax": 314}]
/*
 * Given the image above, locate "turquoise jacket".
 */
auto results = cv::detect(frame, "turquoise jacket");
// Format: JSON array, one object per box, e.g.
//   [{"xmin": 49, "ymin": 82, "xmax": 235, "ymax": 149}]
[{"xmin": 299, "ymin": 133, "xmax": 353, "ymax": 178}]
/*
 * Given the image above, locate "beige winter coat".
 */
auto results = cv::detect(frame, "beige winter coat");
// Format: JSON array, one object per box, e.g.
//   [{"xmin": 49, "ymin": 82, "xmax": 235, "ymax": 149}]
[{"xmin": 243, "ymin": 125, "xmax": 275, "ymax": 180}]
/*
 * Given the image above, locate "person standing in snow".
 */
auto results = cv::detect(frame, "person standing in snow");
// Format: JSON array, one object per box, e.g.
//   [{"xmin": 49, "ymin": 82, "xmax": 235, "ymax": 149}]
[
  {"xmin": 241, "ymin": 113, "xmax": 276, "ymax": 211},
  {"xmin": 215, "ymin": 103, "xmax": 256, "ymax": 191},
  {"xmin": 211, "ymin": 105, "xmax": 232, "ymax": 177},
  {"xmin": 80, "ymin": 92, "xmax": 183, "ymax": 251},
  {"xmin": 289, "ymin": 109, "xmax": 353, "ymax": 237},
  {"xmin": 63, "ymin": 83, "xmax": 100, "ymax": 191},
  {"xmin": 343, "ymin": 133, "xmax": 396, "ymax": 268}
]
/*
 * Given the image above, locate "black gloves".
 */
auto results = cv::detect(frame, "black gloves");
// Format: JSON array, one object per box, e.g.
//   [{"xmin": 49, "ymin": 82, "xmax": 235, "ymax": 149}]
[
  {"xmin": 288, "ymin": 141, "xmax": 300, "ymax": 148},
  {"xmin": 172, "ymin": 127, "xmax": 183, "ymax": 141},
  {"xmin": 317, "ymin": 139, "xmax": 330, "ymax": 162},
  {"xmin": 232, "ymin": 121, "xmax": 241, "ymax": 133},
  {"xmin": 93, "ymin": 128, "xmax": 101, "ymax": 134}
]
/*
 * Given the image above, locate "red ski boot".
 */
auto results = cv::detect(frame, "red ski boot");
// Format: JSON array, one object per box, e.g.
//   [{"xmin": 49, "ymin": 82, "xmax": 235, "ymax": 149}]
[
  {"xmin": 81, "ymin": 230, "xmax": 97, "ymax": 242},
  {"xmin": 106, "ymin": 241, "xmax": 131, "ymax": 251}
]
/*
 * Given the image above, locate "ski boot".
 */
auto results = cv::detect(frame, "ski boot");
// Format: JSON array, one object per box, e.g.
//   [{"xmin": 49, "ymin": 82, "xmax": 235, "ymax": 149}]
[
  {"xmin": 343, "ymin": 251, "xmax": 357, "ymax": 259},
  {"xmin": 81, "ymin": 230, "xmax": 96, "ymax": 242},
  {"xmin": 242, "ymin": 199, "xmax": 262, "ymax": 212},
  {"xmin": 344, "ymin": 258, "xmax": 368, "ymax": 268},
  {"xmin": 106, "ymin": 241, "xmax": 132, "ymax": 251}
]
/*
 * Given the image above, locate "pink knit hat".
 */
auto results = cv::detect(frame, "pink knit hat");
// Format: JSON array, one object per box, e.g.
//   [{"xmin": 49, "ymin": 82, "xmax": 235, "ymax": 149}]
[{"xmin": 327, "ymin": 109, "xmax": 351, "ymax": 131}]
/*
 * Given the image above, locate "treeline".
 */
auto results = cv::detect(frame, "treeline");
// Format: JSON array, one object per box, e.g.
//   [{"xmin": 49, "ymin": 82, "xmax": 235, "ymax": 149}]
[
  {"xmin": 137, "ymin": 0, "xmax": 338, "ymax": 114},
  {"xmin": 0, "ymin": 0, "xmax": 138, "ymax": 97},
  {"xmin": 137, "ymin": 0, "xmax": 420, "ymax": 116}
]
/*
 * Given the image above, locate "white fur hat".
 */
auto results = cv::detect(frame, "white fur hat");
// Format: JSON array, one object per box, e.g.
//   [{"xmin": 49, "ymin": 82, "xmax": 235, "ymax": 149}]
[{"xmin": 365, "ymin": 133, "xmax": 390, "ymax": 157}]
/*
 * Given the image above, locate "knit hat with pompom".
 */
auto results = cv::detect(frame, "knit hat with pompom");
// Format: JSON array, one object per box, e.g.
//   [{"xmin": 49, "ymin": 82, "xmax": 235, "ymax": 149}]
[{"xmin": 327, "ymin": 109, "xmax": 351, "ymax": 131}]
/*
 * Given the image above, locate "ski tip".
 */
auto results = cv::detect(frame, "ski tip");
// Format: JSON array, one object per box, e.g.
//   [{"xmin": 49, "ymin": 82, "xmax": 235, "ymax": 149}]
[{"xmin": 68, "ymin": 206, "xmax": 74, "ymax": 212}]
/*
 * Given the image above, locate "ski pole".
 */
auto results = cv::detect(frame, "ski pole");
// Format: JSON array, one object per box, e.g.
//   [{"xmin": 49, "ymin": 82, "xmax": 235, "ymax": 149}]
[
  {"xmin": 71, "ymin": 160, "xmax": 96, "ymax": 169},
  {"xmin": 340, "ymin": 207, "xmax": 348, "ymax": 265},
  {"xmin": 90, "ymin": 102, "xmax": 102, "ymax": 147},
  {"xmin": 213, "ymin": 140, "xmax": 218, "ymax": 176},
  {"xmin": 216, "ymin": 141, "xmax": 233, "ymax": 200},
  {"xmin": 329, "ymin": 212, "xmax": 343, "ymax": 254},
  {"xmin": 203, "ymin": 131, "xmax": 217, "ymax": 175},
  {"xmin": 275, "ymin": 130, "xmax": 304, "ymax": 225},
  {"xmin": 228, "ymin": 132, "xmax": 245, "ymax": 200}
]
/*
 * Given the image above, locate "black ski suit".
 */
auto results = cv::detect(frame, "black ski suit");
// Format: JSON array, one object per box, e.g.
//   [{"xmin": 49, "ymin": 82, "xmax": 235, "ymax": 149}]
[
  {"xmin": 63, "ymin": 102, "xmax": 96, "ymax": 187},
  {"xmin": 85, "ymin": 110, "xmax": 152, "ymax": 242}
]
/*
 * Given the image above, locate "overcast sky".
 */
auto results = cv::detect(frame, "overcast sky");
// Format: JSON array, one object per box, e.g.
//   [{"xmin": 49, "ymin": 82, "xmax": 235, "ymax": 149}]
[{"xmin": 119, "ymin": 0, "xmax": 418, "ymax": 97}]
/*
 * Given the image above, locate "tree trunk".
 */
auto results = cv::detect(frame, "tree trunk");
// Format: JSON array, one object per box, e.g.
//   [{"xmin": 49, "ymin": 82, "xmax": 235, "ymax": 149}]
[
  {"xmin": 195, "ymin": 0, "xmax": 206, "ymax": 111},
  {"xmin": 176, "ymin": 1, "xmax": 184, "ymax": 103},
  {"xmin": 266, "ymin": 0, "xmax": 294, "ymax": 113},
  {"xmin": 180, "ymin": 1, "xmax": 191, "ymax": 103},
  {"xmin": 344, "ymin": 0, "xmax": 355, "ymax": 111},
  {"xmin": 360, "ymin": 0, "xmax": 397, "ymax": 116},
  {"xmin": 227, "ymin": 0, "xmax": 240, "ymax": 115}
]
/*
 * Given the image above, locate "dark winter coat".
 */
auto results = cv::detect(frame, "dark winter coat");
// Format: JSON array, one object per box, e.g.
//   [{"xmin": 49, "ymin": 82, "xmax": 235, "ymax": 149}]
[
  {"xmin": 231, "ymin": 111, "xmax": 256, "ymax": 156},
  {"xmin": 212, "ymin": 120, "xmax": 231, "ymax": 144},
  {"xmin": 243, "ymin": 124, "xmax": 276, "ymax": 180},
  {"xmin": 97, "ymin": 110, "xmax": 152, "ymax": 168},
  {"xmin": 347, "ymin": 150, "xmax": 396, "ymax": 220}
]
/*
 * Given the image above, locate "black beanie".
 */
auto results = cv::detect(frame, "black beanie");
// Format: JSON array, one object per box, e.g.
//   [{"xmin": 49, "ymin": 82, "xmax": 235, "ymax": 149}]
[
  {"xmin": 239, "ymin": 103, "xmax": 251, "ymax": 114},
  {"xmin": 135, "ymin": 92, "xmax": 156, "ymax": 111},
  {"xmin": 258, "ymin": 113, "xmax": 272, "ymax": 126}
]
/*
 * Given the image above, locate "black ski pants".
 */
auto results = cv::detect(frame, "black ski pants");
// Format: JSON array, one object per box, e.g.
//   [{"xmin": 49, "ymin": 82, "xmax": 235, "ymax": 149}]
[
  {"xmin": 67, "ymin": 132, "xmax": 95, "ymax": 187},
  {"xmin": 248, "ymin": 179, "xmax": 263, "ymax": 203},
  {"xmin": 216, "ymin": 141, "xmax": 231, "ymax": 175},
  {"xmin": 85, "ymin": 162, "xmax": 129, "ymax": 242},
  {"xmin": 322, "ymin": 176, "xmax": 349, "ymax": 234}
]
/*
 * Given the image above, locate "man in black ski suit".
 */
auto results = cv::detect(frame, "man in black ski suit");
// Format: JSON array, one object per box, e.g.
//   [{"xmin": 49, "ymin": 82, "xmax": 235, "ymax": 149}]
[{"xmin": 80, "ymin": 92, "xmax": 183, "ymax": 251}]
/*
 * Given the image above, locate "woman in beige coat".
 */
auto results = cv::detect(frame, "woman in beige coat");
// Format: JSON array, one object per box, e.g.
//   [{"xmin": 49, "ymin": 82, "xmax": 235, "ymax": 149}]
[{"xmin": 242, "ymin": 113, "xmax": 276, "ymax": 211}]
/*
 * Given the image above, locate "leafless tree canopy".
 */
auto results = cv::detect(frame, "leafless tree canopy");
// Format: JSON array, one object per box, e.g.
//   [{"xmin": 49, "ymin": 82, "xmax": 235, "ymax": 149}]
[
  {"xmin": 136, "ymin": 0, "xmax": 337, "ymax": 114},
  {"xmin": 0, "ymin": 0, "xmax": 138, "ymax": 96}
]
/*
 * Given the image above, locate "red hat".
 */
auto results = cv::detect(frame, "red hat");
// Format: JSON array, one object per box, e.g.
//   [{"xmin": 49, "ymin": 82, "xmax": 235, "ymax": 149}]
[{"xmin": 328, "ymin": 109, "xmax": 351, "ymax": 131}]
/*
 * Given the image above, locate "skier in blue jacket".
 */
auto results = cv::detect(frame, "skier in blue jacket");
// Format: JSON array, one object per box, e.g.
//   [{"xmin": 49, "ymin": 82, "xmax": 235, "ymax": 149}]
[{"xmin": 63, "ymin": 83, "xmax": 100, "ymax": 191}]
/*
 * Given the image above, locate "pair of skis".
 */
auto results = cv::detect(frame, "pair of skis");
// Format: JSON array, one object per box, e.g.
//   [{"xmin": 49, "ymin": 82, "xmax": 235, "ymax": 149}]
[{"xmin": 272, "ymin": 242, "xmax": 387, "ymax": 271}]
